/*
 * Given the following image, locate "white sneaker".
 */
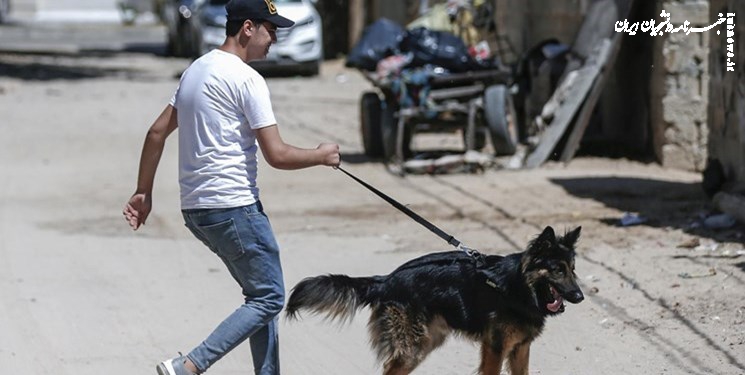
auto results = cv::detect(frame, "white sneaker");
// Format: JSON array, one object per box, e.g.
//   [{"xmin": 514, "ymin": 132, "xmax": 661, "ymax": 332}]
[{"xmin": 156, "ymin": 356, "xmax": 193, "ymax": 375}]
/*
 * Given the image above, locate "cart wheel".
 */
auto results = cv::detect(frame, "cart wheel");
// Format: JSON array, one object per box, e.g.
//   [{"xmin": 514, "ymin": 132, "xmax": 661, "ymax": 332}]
[
  {"xmin": 381, "ymin": 103, "xmax": 411, "ymax": 163},
  {"xmin": 484, "ymin": 85, "xmax": 518, "ymax": 156},
  {"xmin": 463, "ymin": 123, "xmax": 487, "ymax": 151},
  {"xmin": 360, "ymin": 92, "xmax": 384, "ymax": 158}
]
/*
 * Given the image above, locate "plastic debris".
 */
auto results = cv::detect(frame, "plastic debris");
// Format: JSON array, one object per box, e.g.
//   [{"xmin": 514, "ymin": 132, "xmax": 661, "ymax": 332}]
[
  {"xmin": 334, "ymin": 73, "xmax": 348, "ymax": 84},
  {"xmin": 620, "ymin": 212, "xmax": 647, "ymax": 226},
  {"xmin": 678, "ymin": 268, "xmax": 717, "ymax": 279},
  {"xmin": 703, "ymin": 213, "xmax": 737, "ymax": 229}
]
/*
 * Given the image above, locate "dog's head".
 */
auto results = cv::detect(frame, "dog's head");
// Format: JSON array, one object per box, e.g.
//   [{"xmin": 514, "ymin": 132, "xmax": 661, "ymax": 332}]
[{"xmin": 522, "ymin": 226, "xmax": 584, "ymax": 316}]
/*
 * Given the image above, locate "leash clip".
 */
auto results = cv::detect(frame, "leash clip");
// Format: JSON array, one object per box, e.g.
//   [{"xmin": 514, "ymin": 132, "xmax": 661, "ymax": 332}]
[
  {"xmin": 457, "ymin": 243, "xmax": 481, "ymax": 258},
  {"xmin": 457, "ymin": 244, "xmax": 497, "ymax": 289}
]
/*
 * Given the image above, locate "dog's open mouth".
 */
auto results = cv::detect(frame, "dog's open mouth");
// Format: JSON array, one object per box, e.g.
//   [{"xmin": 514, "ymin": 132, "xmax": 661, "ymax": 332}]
[{"xmin": 546, "ymin": 285, "xmax": 565, "ymax": 313}]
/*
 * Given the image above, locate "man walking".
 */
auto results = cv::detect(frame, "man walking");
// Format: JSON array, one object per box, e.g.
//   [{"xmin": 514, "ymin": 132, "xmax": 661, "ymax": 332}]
[{"xmin": 123, "ymin": 0, "xmax": 340, "ymax": 374}]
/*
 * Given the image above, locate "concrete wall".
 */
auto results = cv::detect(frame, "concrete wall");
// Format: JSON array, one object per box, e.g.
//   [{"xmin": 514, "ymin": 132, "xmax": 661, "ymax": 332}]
[
  {"xmin": 708, "ymin": 0, "xmax": 745, "ymax": 186},
  {"xmin": 372, "ymin": 0, "xmax": 415, "ymax": 25},
  {"xmin": 524, "ymin": 0, "xmax": 589, "ymax": 48},
  {"xmin": 494, "ymin": 0, "xmax": 526, "ymax": 64},
  {"xmin": 651, "ymin": 0, "xmax": 710, "ymax": 171},
  {"xmin": 494, "ymin": 0, "xmax": 586, "ymax": 62}
]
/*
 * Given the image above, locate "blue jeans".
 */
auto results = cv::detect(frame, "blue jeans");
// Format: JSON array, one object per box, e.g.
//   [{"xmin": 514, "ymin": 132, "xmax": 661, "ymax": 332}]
[{"xmin": 181, "ymin": 202, "xmax": 284, "ymax": 375}]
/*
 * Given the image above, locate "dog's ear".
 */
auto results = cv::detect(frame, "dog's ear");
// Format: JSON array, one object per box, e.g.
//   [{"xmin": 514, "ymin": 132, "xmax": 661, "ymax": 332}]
[
  {"xmin": 561, "ymin": 226, "xmax": 581, "ymax": 248},
  {"xmin": 538, "ymin": 226, "xmax": 556, "ymax": 244},
  {"xmin": 527, "ymin": 226, "xmax": 557, "ymax": 256}
]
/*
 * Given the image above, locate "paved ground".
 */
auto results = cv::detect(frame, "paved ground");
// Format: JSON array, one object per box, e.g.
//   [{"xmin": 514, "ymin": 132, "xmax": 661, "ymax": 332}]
[
  {"xmin": 0, "ymin": 18, "xmax": 165, "ymax": 55},
  {"xmin": 0, "ymin": 23, "xmax": 744, "ymax": 375},
  {"xmin": 5, "ymin": 0, "xmax": 153, "ymax": 24}
]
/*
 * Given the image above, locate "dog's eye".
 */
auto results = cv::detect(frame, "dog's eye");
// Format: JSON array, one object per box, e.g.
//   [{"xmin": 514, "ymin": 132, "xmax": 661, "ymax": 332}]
[{"xmin": 550, "ymin": 264, "xmax": 566, "ymax": 275}]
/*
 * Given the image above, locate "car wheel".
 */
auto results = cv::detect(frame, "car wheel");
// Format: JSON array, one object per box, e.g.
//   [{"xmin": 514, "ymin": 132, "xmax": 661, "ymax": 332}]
[
  {"xmin": 302, "ymin": 60, "xmax": 320, "ymax": 76},
  {"xmin": 180, "ymin": 20, "xmax": 197, "ymax": 58},
  {"xmin": 484, "ymin": 84, "xmax": 518, "ymax": 156},
  {"xmin": 166, "ymin": 34, "xmax": 178, "ymax": 56}
]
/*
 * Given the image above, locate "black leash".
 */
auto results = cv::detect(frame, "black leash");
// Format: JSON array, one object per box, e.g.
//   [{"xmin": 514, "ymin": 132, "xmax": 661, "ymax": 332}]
[{"xmin": 335, "ymin": 166, "xmax": 480, "ymax": 258}]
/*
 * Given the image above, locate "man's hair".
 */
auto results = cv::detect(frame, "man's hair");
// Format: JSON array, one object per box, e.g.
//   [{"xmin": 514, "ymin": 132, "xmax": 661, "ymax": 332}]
[{"xmin": 226, "ymin": 19, "xmax": 263, "ymax": 37}]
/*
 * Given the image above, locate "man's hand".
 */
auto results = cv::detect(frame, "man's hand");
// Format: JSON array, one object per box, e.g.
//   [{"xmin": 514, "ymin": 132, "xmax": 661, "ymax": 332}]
[
  {"xmin": 317, "ymin": 143, "xmax": 341, "ymax": 167},
  {"xmin": 124, "ymin": 105, "xmax": 176, "ymax": 231},
  {"xmin": 123, "ymin": 193, "xmax": 152, "ymax": 230}
]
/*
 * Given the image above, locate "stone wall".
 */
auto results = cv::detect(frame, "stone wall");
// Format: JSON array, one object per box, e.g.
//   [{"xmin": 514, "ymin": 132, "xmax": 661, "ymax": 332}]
[
  {"xmin": 708, "ymin": 0, "xmax": 745, "ymax": 186},
  {"xmin": 651, "ymin": 0, "xmax": 710, "ymax": 171}
]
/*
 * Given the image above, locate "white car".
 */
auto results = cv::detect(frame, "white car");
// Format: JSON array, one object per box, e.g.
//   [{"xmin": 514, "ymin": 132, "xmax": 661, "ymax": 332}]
[{"xmin": 198, "ymin": 0, "xmax": 323, "ymax": 75}]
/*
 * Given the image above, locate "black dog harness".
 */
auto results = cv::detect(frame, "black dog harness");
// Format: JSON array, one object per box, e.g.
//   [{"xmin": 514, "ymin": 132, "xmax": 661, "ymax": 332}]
[{"xmin": 336, "ymin": 166, "xmax": 496, "ymax": 288}]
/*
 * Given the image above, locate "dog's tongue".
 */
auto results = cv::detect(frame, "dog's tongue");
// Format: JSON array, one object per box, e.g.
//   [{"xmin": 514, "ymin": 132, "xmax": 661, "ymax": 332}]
[{"xmin": 547, "ymin": 286, "xmax": 563, "ymax": 312}]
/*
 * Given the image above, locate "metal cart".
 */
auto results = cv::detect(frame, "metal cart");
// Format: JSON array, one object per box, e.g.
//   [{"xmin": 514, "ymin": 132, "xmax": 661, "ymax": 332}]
[{"xmin": 359, "ymin": 67, "xmax": 519, "ymax": 175}]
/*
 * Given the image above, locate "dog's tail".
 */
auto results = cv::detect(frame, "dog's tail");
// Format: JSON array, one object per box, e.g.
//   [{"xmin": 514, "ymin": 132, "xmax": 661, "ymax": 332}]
[{"xmin": 286, "ymin": 274, "xmax": 382, "ymax": 323}]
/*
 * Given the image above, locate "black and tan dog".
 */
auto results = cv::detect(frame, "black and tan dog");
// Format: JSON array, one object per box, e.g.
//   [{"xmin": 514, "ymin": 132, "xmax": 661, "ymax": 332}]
[{"xmin": 286, "ymin": 226, "xmax": 584, "ymax": 375}]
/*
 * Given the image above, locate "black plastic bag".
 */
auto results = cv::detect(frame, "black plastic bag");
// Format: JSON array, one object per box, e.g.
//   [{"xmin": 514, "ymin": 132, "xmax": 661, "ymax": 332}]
[
  {"xmin": 400, "ymin": 27, "xmax": 493, "ymax": 72},
  {"xmin": 346, "ymin": 18, "xmax": 405, "ymax": 71}
]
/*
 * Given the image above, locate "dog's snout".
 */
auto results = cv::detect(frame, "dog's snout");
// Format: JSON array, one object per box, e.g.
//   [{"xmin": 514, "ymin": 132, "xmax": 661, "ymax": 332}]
[{"xmin": 567, "ymin": 290, "xmax": 584, "ymax": 303}]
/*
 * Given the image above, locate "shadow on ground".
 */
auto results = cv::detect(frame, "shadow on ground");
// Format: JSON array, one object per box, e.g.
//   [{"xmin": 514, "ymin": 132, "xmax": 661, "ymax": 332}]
[
  {"xmin": 0, "ymin": 40, "xmax": 174, "ymax": 81},
  {"xmin": 550, "ymin": 176, "xmax": 744, "ymax": 244},
  {"xmin": 0, "ymin": 58, "xmax": 140, "ymax": 80}
]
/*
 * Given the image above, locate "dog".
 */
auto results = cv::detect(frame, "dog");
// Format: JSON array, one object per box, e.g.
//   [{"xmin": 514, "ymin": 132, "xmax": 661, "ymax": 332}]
[{"xmin": 286, "ymin": 226, "xmax": 584, "ymax": 375}]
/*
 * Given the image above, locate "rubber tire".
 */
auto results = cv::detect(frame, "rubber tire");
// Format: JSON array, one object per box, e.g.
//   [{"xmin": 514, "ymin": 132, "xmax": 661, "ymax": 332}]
[
  {"xmin": 360, "ymin": 92, "xmax": 384, "ymax": 158},
  {"xmin": 302, "ymin": 60, "xmax": 320, "ymax": 76},
  {"xmin": 381, "ymin": 102, "xmax": 397, "ymax": 161},
  {"xmin": 463, "ymin": 114, "xmax": 488, "ymax": 151},
  {"xmin": 484, "ymin": 85, "xmax": 518, "ymax": 156},
  {"xmin": 381, "ymin": 103, "xmax": 411, "ymax": 162}
]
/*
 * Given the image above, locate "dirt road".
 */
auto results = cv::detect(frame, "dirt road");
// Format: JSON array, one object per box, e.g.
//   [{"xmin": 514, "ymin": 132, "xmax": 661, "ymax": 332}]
[{"xmin": 0, "ymin": 51, "xmax": 743, "ymax": 375}]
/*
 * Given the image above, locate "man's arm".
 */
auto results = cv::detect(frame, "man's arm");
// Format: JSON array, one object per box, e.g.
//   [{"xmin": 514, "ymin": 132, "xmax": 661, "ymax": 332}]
[
  {"xmin": 256, "ymin": 125, "xmax": 340, "ymax": 170},
  {"xmin": 123, "ymin": 105, "xmax": 178, "ymax": 230}
]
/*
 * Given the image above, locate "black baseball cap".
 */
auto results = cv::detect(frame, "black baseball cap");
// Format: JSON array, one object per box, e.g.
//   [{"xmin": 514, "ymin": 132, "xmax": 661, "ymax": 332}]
[{"xmin": 226, "ymin": 0, "xmax": 295, "ymax": 28}]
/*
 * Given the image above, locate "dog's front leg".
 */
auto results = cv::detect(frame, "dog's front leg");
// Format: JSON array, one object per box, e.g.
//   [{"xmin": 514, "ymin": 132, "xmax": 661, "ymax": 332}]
[
  {"xmin": 478, "ymin": 344, "xmax": 504, "ymax": 375},
  {"xmin": 508, "ymin": 343, "xmax": 530, "ymax": 375}
]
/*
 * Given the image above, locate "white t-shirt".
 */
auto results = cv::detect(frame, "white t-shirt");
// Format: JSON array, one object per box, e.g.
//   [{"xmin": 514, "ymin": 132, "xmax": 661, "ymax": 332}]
[{"xmin": 171, "ymin": 49, "xmax": 277, "ymax": 209}]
